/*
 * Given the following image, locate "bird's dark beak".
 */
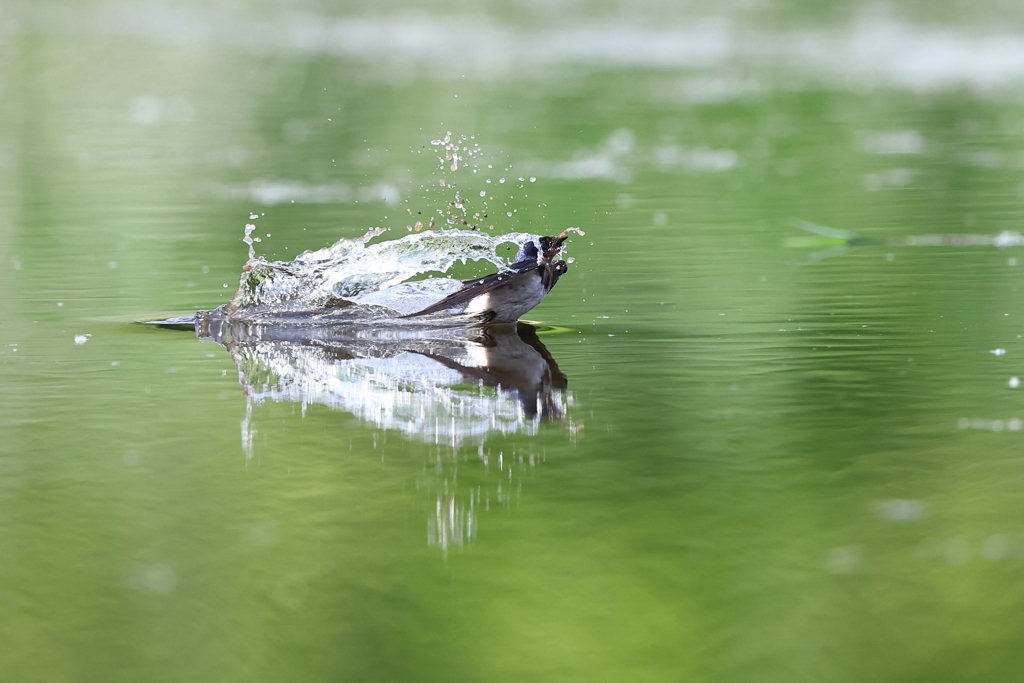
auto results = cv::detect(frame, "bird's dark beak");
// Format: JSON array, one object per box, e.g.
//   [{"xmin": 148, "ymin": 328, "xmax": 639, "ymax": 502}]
[
  {"xmin": 542, "ymin": 234, "xmax": 568, "ymax": 261},
  {"xmin": 541, "ymin": 228, "xmax": 585, "ymax": 262}
]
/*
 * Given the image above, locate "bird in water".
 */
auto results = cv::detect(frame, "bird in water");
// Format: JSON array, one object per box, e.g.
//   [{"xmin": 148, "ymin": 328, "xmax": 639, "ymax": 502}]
[{"xmin": 403, "ymin": 231, "xmax": 574, "ymax": 323}]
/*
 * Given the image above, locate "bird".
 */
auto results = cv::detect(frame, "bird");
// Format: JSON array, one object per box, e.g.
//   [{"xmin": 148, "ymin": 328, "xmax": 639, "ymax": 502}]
[{"xmin": 402, "ymin": 233, "xmax": 570, "ymax": 323}]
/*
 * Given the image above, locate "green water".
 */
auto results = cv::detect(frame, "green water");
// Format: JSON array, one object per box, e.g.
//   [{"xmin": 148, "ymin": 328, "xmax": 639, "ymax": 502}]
[{"xmin": 5, "ymin": 2, "xmax": 1024, "ymax": 680}]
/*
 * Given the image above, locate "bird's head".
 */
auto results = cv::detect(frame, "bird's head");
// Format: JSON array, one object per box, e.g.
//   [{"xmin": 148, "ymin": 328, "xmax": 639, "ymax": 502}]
[{"xmin": 513, "ymin": 228, "xmax": 583, "ymax": 267}]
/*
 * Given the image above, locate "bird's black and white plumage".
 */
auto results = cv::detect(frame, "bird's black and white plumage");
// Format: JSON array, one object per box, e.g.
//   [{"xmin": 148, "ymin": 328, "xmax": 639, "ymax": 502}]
[{"xmin": 403, "ymin": 234, "xmax": 569, "ymax": 323}]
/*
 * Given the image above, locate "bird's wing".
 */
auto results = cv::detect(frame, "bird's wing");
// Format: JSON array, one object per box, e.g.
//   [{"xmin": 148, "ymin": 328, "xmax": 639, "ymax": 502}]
[{"xmin": 402, "ymin": 265, "xmax": 538, "ymax": 317}]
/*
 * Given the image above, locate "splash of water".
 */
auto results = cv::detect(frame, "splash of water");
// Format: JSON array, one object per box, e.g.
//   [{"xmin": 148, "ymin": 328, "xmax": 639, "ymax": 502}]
[
  {"xmin": 205, "ymin": 130, "xmax": 587, "ymax": 324},
  {"xmin": 222, "ymin": 228, "xmax": 544, "ymax": 319}
]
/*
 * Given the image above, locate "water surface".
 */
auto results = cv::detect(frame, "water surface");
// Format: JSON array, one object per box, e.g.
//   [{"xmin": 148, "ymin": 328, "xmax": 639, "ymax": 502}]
[{"xmin": 4, "ymin": 1, "xmax": 1024, "ymax": 681}]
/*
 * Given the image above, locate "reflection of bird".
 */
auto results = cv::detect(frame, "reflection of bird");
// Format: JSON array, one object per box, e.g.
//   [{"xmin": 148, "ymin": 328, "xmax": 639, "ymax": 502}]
[
  {"xmin": 189, "ymin": 314, "xmax": 570, "ymax": 431},
  {"xmin": 411, "ymin": 323, "xmax": 568, "ymax": 419},
  {"xmin": 403, "ymin": 234, "xmax": 569, "ymax": 323}
]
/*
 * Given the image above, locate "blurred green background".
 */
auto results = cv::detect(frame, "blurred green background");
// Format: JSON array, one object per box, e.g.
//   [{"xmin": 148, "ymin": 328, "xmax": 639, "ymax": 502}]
[{"xmin": 5, "ymin": 1, "xmax": 1024, "ymax": 681}]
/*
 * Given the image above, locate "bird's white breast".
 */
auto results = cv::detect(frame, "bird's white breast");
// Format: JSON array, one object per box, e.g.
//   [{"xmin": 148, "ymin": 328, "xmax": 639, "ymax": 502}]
[
  {"xmin": 480, "ymin": 271, "xmax": 549, "ymax": 323},
  {"xmin": 465, "ymin": 292, "xmax": 492, "ymax": 315}
]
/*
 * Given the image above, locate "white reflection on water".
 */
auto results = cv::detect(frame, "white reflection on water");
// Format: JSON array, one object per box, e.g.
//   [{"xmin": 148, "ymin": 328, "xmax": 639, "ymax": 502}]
[
  {"xmin": 428, "ymin": 494, "xmax": 476, "ymax": 553},
  {"xmin": 126, "ymin": 563, "xmax": 177, "ymax": 595},
  {"xmin": 873, "ymin": 499, "xmax": 929, "ymax": 523},
  {"xmin": 525, "ymin": 128, "xmax": 635, "ymax": 182},
  {"xmin": 982, "ymin": 534, "xmax": 1010, "ymax": 561},
  {"xmin": 210, "ymin": 180, "xmax": 404, "ymax": 205},
  {"xmin": 957, "ymin": 417, "xmax": 1023, "ymax": 431},
  {"xmin": 919, "ymin": 535, "xmax": 1024, "ymax": 564},
  {"xmin": 129, "ymin": 96, "xmax": 195, "ymax": 126},
  {"xmin": 194, "ymin": 318, "xmax": 569, "ymax": 455},
  {"xmin": 17, "ymin": 4, "xmax": 1024, "ymax": 93},
  {"xmin": 653, "ymin": 144, "xmax": 737, "ymax": 172},
  {"xmin": 825, "ymin": 545, "xmax": 863, "ymax": 574},
  {"xmin": 855, "ymin": 130, "xmax": 924, "ymax": 154},
  {"xmin": 862, "ymin": 169, "xmax": 914, "ymax": 191},
  {"xmin": 244, "ymin": 522, "xmax": 277, "ymax": 547}
]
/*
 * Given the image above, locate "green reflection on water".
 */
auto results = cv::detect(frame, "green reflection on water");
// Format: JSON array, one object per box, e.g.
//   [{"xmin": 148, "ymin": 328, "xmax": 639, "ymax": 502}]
[{"xmin": 4, "ymin": 2, "xmax": 1024, "ymax": 681}]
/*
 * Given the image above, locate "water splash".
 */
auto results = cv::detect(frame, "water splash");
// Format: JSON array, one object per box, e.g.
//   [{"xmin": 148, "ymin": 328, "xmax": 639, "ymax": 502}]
[
  {"xmin": 204, "ymin": 127, "xmax": 586, "ymax": 324},
  {"xmin": 219, "ymin": 228, "xmax": 545, "ymax": 321}
]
